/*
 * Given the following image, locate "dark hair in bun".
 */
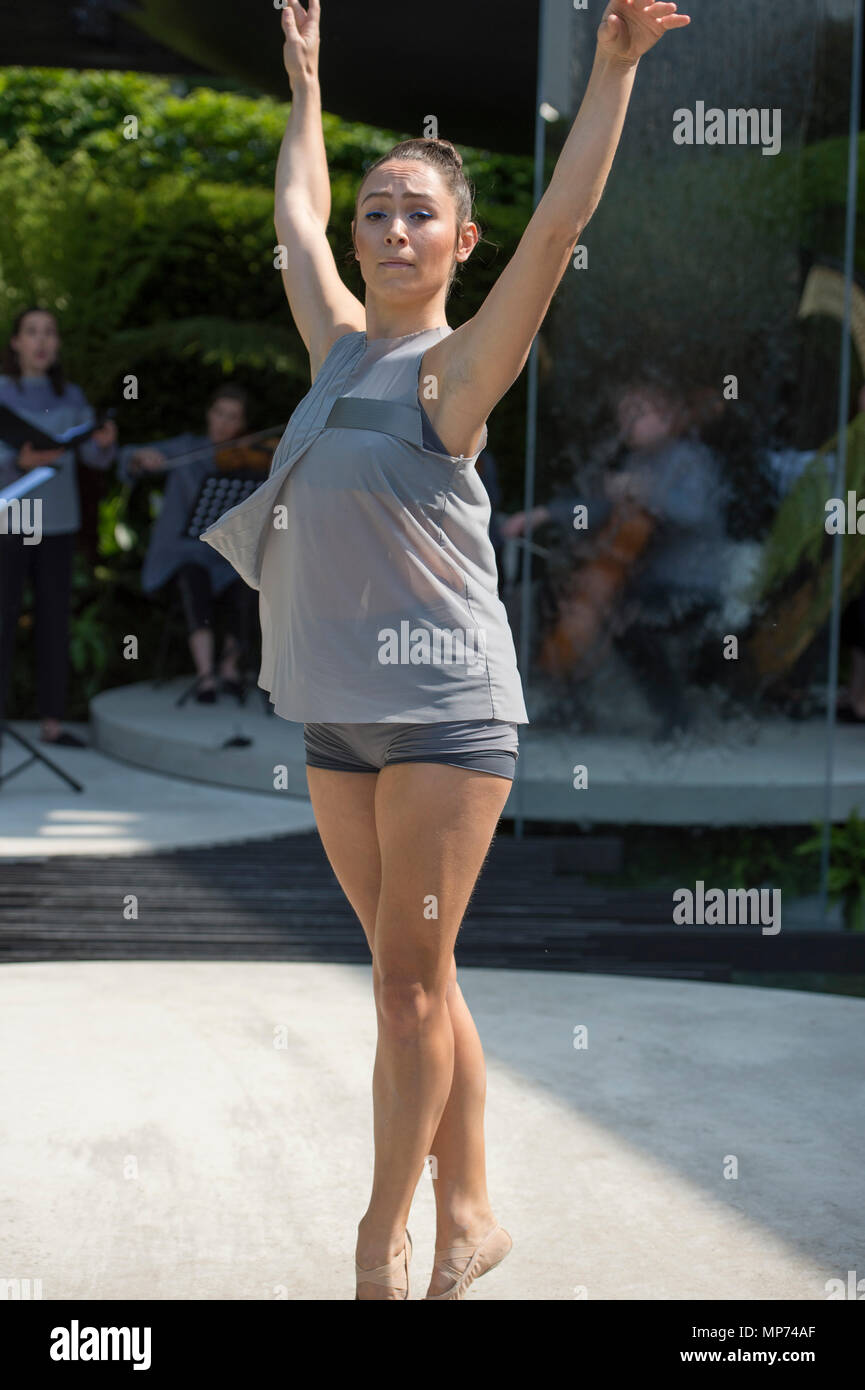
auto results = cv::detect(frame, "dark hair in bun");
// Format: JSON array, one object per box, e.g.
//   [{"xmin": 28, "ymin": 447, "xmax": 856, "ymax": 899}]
[{"xmin": 354, "ymin": 137, "xmax": 478, "ymax": 297}]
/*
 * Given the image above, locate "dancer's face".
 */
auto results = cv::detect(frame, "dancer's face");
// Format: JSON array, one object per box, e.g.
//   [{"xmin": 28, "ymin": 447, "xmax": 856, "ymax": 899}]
[
  {"xmin": 353, "ymin": 161, "xmax": 476, "ymax": 306},
  {"xmin": 207, "ymin": 396, "xmax": 246, "ymax": 443},
  {"xmin": 11, "ymin": 310, "xmax": 60, "ymax": 375}
]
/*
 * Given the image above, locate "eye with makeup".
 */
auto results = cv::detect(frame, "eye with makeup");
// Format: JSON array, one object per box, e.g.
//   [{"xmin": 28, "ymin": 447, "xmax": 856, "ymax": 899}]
[{"xmin": 364, "ymin": 210, "xmax": 433, "ymax": 221}]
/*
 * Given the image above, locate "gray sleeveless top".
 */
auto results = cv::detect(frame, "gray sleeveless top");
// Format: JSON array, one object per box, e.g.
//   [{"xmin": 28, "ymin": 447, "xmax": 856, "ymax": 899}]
[{"xmin": 199, "ymin": 325, "xmax": 529, "ymax": 724}]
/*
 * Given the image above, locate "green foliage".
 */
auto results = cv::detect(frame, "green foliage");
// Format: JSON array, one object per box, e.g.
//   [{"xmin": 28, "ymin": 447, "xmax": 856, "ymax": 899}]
[
  {"xmin": 595, "ymin": 825, "xmax": 818, "ymax": 897},
  {"xmin": 0, "ymin": 67, "xmax": 534, "ymax": 207},
  {"xmin": 795, "ymin": 808, "xmax": 865, "ymax": 930},
  {"xmin": 749, "ymin": 413, "xmax": 865, "ymax": 605},
  {"xmin": 799, "ymin": 135, "xmax": 865, "ymax": 269},
  {"xmin": 0, "ymin": 137, "xmax": 178, "ymax": 395},
  {"xmin": 0, "ymin": 68, "xmax": 535, "ymax": 720},
  {"xmin": 0, "ymin": 68, "xmax": 533, "ymax": 482}
]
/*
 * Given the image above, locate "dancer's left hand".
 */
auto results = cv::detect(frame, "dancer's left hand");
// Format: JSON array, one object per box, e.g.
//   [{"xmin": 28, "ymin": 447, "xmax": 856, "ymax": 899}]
[{"xmin": 597, "ymin": 0, "xmax": 691, "ymax": 65}]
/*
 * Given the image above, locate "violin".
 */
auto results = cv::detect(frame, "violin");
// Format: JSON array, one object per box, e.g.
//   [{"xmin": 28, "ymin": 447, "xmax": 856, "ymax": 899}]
[
  {"xmin": 213, "ymin": 435, "xmax": 283, "ymax": 475},
  {"xmin": 134, "ymin": 426, "xmax": 286, "ymax": 476}
]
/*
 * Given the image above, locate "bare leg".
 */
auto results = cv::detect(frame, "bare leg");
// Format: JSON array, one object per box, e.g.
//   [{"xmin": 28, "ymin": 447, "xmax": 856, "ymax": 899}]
[
  {"xmin": 423, "ymin": 976, "xmax": 499, "ymax": 1296},
  {"xmin": 363, "ymin": 761, "xmax": 510, "ymax": 1296},
  {"xmin": 218, "ymin": 632, "xmax": 241, "ymax": 681},
  {"xmin": 305, "ymin": 761, "xmax": 511, "ymax": 1299},
  {"xmin": 187, "ymin": 626, "xmax": 216, "ymax": 690}
]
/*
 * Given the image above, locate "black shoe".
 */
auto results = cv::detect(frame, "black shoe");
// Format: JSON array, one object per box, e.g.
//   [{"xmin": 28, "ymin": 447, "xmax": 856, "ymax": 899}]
[
  {"xmin": 837, "ymin": 705, "xmax": 865, "ymax": 724},
  {"xmin": 195, "ymin": 683, "xmax": 218, "ymax": 704},
  {"xmin": 40, "ymin": 729, "xmax": 87, "ymax": 747},
  {"xmin": 220, "ymin": 677, "xmax": 245, "ymax": 700}
]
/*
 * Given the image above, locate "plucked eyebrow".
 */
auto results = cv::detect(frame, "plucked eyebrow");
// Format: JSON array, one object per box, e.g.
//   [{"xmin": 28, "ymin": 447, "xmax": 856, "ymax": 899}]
[{"xmin": 360, "ymin": 188, "xmax": 437, "ymax": 206}]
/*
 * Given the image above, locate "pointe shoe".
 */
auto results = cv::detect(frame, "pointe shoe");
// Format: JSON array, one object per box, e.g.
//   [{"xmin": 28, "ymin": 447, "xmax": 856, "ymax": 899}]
[
  {"xmin": 424, "ymin": 1223, "xmax": 512, "ymax": 1301},
  {"xmin": 355, "ymin": 1229, "xmax": 412, "ymax": 1300}
]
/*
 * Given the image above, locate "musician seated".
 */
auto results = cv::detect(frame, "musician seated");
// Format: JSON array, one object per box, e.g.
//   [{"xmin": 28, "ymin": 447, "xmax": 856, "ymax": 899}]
[
  {"xmin": 118, "ymin": 384, "xmax": 258, "ymax": 702},
  {"xmin": 504, "ymin": 375, "xmax": 730, "ymax": 738}
]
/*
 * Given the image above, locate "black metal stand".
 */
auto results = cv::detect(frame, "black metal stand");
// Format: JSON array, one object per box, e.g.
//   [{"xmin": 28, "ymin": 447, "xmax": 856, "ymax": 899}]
[
  {"xmin": 176, "ymin": 667, "xmax": 219, "ymax": 707},
  {"xmin": 0, "ymin": 720, "xmax": 84, "ymax": 792}
]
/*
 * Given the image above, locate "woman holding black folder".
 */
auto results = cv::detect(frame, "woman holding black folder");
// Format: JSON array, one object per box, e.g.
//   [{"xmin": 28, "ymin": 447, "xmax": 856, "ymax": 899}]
[{"xmin": 0, "ymin": 307, "xmax": 118, "ymax": 745}]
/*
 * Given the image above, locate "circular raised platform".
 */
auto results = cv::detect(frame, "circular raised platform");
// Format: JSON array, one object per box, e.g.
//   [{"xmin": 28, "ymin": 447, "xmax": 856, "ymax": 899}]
[{"xmin": 89, "ymin": 680, "xmax": 865, "ymax": 826}]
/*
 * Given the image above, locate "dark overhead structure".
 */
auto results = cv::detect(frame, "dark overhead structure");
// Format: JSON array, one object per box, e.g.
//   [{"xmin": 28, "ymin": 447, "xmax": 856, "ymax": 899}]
[{"xmin": 1, "ymin": 0, "xmax": 540, "ymax": 153}]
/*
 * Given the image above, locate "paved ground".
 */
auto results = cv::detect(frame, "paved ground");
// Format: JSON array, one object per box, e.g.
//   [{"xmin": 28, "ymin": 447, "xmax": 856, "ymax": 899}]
[
  {"xmin": 1, "ymin": 713, "xmax": 861, "ymax": 1301},
  {"xmin": 0, "ymin": 960, "xmax": 860, "ymax": 1300},
  {"xmin": 0, "ymin": 720, "xmax": 315, "ymax": 857}
]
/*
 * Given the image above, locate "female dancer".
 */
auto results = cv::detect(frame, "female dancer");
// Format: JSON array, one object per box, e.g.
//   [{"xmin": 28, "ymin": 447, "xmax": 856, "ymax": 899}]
[{"xmin": 202, "ymin": 0, "xmax": 690, "ymax": 1299}]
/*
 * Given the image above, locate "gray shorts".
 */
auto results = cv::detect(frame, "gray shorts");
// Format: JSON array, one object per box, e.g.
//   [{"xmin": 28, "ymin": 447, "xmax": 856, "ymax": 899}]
[{"xmin": 304, "ymin": 719, "xmax": 520, "ymax": 781}]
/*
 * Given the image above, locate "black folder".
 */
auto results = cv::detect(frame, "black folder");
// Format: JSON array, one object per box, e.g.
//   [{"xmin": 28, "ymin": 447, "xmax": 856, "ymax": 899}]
[{"xmin": 0, "ymin": 403, "xmax": 97, "ymax": 452}]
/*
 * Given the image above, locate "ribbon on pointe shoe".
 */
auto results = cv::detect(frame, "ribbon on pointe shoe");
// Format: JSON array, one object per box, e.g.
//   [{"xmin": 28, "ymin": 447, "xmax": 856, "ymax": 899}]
[
  {"xmin": 355, "ymin": 1230, "xmax": 412, "ymax": 1299},
  {"xmin": 425, "ymin": 1223, "xmax": 512, "ymax": 1300}
]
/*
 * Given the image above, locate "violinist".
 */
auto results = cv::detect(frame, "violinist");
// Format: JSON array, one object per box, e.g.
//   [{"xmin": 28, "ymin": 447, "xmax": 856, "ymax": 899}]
[
  {"xmin": 503, "ymin": 373, "xmax": 728, "ymax": 738},
  {"xmin": 119, "ymin": 384, "xmax": 258, "ymax": 702}
]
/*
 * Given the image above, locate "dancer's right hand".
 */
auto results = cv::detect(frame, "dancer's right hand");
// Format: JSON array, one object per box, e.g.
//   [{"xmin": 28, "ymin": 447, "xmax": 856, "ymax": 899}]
[
  {"xmin": 17, "ymin": 441, "xmax": 64, "ymax": 471},
  {"xmin": 281, "ymin": 0, "xmax": 321, "ymax": 80}
]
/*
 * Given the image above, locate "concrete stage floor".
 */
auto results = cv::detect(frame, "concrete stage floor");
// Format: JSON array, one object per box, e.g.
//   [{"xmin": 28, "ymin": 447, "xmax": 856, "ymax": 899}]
[
  {"xmin": 0, "ymin": 959, "xmax": 859, "ymax": 1300},
  {"xmin": 1, "ymin": 709, "xmax": 860, "ymax": 1301}
]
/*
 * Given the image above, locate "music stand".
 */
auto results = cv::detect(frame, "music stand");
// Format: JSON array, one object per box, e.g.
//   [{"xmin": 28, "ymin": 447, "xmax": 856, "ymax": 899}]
[
  {"xmin": 0, "ymin": 721, "xmax": 84, "ymax": 792},
  {"xmin": 173, "ymin": 470, "xmax": 267, "ymax": 710}
]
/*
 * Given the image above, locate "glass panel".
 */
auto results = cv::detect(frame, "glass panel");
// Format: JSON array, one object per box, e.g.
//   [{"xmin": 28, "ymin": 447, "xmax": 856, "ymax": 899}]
[{"xmin": 505, "ymin": 0, "xmax": 864, "ymax": 991}]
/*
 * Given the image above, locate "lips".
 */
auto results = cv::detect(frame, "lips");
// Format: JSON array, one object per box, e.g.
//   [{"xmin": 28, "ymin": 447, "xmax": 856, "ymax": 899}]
[{"xmin": 380, "ymin": 261, "xmax": 414, "ymax": 267}]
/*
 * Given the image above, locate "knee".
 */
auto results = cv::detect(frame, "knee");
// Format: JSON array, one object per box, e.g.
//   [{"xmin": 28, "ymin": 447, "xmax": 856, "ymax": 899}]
[{"xmin": 374, "ymin": 974, "xmax": 447, "ymax": 1034}]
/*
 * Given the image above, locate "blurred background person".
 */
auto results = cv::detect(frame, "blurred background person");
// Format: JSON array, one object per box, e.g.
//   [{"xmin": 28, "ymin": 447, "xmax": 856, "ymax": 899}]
[
  {"xmin": 118, "ymin": 384, "xmax": 259, "ymax": 702},
  {"xmin": 0, "ymin": 306, "xmax": 118, "ymax": 745},
  {"xmin": 503, "ymin": 372, "xmax": 728, "ymax": 737}
]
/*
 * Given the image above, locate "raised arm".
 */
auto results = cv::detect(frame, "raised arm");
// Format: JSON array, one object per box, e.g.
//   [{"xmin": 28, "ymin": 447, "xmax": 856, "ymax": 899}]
[
  {"xmin": 425, "ymin": 1, "xmax": 691, "ymax": 434},
  {"xmin": 275, "ymin": 0, "xmax": 365, "ymax": 379}
]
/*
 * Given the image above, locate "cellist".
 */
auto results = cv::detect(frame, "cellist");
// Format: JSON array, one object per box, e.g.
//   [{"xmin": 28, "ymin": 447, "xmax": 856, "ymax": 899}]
[{"xmin": 503, "ymin": 374, "xmax": 728, "ymax": 737}]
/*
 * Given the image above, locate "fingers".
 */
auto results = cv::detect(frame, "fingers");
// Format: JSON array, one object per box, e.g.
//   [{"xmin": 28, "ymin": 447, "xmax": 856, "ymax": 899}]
[
  {"xmin": 283, "ymin": 0, "xmax": 320, "ymax": 30},
  {"xmin": 284, "ymin": 0, "xmax": 317, "ymax": 30},
  {"xmin": 644, "ymin": 1, "xmax": 691, "ymax": 21}
]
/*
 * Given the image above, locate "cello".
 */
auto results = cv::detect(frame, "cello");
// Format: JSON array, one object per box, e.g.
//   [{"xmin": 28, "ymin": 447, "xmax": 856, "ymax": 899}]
[
  {"xmin": 537, "ymin": 385, "xmax": 719, "ymax": 679},
  {"xmin": 537, "ymin": 493, "xmax": 656, "ymax": 678}
]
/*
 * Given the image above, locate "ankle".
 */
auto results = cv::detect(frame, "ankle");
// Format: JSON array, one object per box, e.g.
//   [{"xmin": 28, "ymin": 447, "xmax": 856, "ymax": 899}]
[
  {"xmin": 435, "ymin": 1202, "xmax": 496, "ymax": 1243},
  {"xmin": 356, "ymin": 1216, "xmax": 408, "ymax": 1265}
]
